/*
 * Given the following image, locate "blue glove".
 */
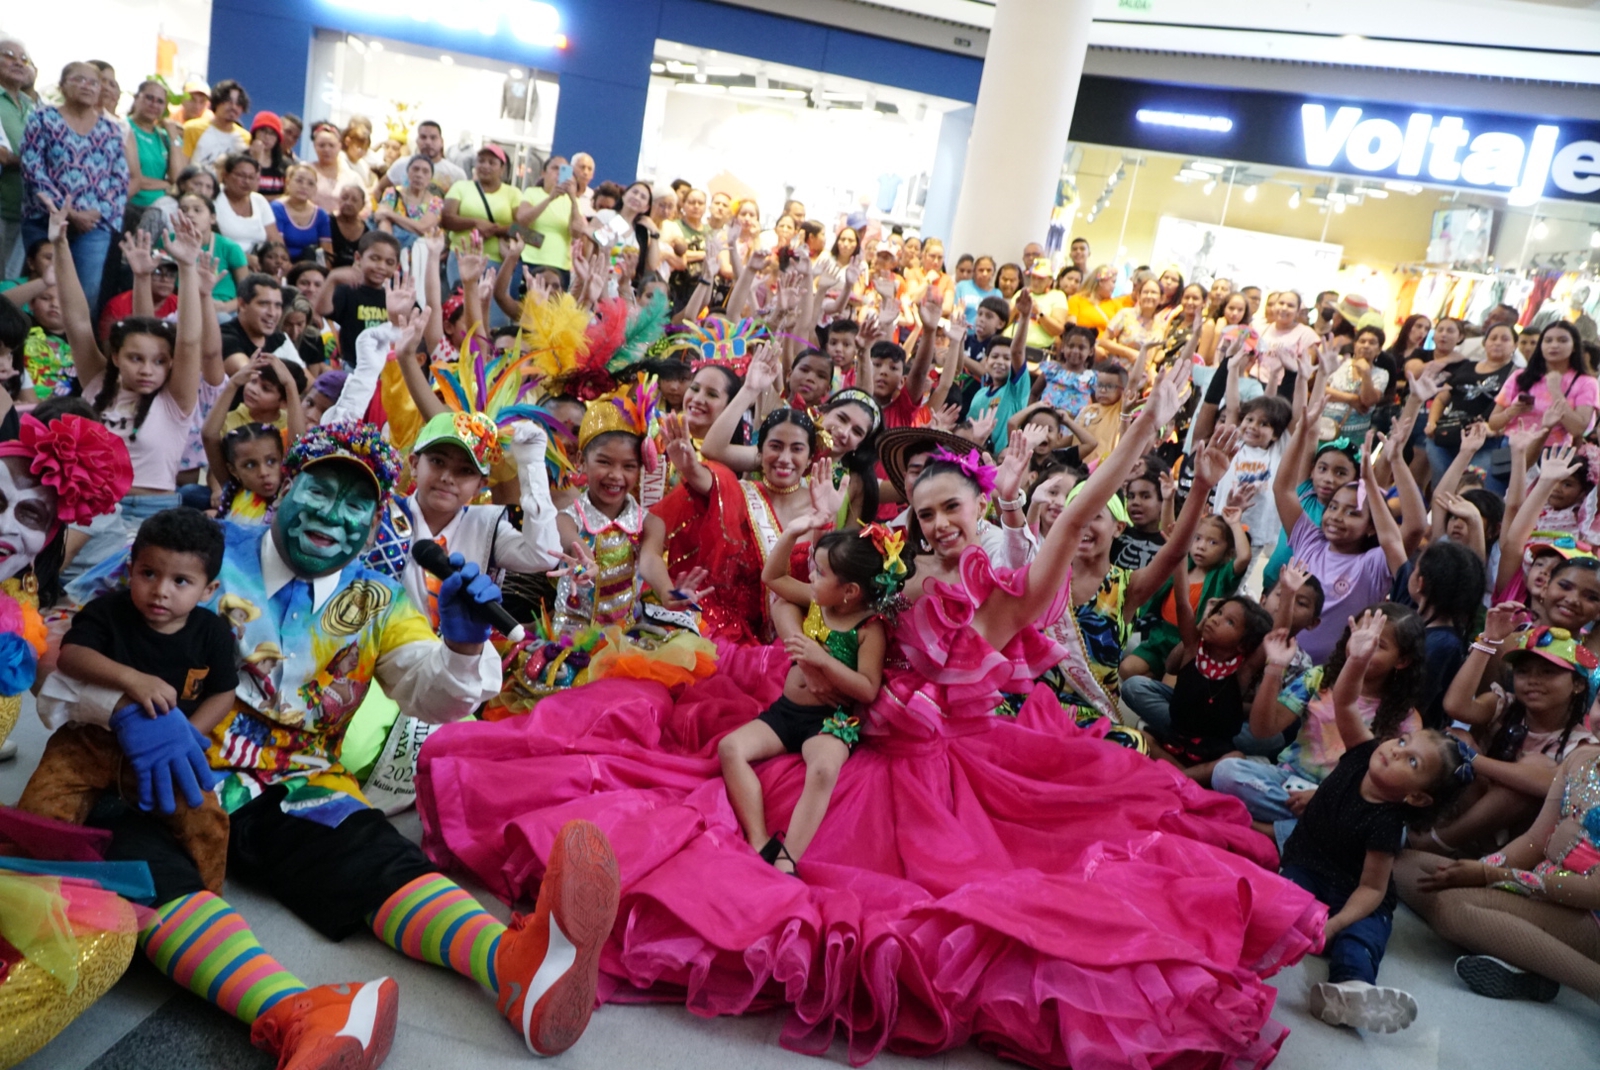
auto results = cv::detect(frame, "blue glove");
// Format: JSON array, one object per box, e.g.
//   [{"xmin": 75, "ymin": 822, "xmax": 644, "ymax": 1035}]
[
  {"xmin": 437, "ymin": 552, "xmax": 502, "ymax": 645},
  {"xmin": 110, "ymin": 704, "xmax": 221, "ymax": 814}
]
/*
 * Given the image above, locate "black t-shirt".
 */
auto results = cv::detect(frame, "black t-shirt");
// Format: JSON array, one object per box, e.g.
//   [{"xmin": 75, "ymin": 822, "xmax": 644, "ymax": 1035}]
[
  {"xmin": 330, "ymin": 282, "xmax": 389, "ymax": 369},
  {"xmin": 63, "ymin": 589, "xmax": 239, "ymax": 716},
  {"xmin": 1281, "ymin": 738, "xmax": 1408, "ymax": 908},
  {"xmin": 220, "ymin": 320, "xmax": 293, "ymax": 364},
  {"xmin": 1110, "ymin": 528, "xmax": 1165, "ymax": 570},
  {"xmin": 1433, "ymin": 360, "xmax": 1514, "ymax": 452}
]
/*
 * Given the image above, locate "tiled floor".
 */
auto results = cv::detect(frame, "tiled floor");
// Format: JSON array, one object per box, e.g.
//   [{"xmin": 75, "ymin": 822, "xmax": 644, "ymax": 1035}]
[{"xmin": 6, "ymin": 698, "xmax": 1597, "ymax": 1070}]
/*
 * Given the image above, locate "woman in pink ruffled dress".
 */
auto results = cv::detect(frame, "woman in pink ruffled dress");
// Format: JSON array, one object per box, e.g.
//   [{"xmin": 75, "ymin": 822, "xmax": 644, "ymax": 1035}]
[{"xmin": 416, "ymin": 365, "xmax": 1327, "ymax": 1069}]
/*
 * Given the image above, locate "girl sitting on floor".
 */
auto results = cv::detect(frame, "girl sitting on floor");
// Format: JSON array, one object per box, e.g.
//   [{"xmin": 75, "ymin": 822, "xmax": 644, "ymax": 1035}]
[
  {"xmin": 718, "ymin": 519, "xmax": 901, "ymax": 873},
  {"xmin": 1283, "ymin": 608, "xmax": 1472, "ymax": 1034}
]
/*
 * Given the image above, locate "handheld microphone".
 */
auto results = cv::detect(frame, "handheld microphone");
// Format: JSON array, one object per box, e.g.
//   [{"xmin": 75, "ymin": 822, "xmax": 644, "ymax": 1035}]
[{"xmin": 411, "ymin": 539, "xmax": 526, "ymax": 643}]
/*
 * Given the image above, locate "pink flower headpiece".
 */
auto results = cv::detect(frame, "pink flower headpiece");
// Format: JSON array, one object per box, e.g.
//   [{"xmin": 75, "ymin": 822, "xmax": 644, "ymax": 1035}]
[
  {"xmin": 0, "ymin": 415, "xmax": 133, "ymax": 536},
  {"xmin": 928, "ymin": 446, "xmax": 997, "ymax": 495}
]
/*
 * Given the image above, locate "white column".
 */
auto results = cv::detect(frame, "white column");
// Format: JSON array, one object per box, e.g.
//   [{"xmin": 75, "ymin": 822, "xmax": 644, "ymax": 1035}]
[{"xmin": 949, "ymin": 0, "xmax": 1093, "ymax": 261}]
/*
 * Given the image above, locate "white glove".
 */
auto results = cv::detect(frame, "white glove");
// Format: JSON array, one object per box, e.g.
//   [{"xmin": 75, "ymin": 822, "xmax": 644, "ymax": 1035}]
[{"xmin": 508, "ymin": 420, "xmax": 549, "ymax": 468}]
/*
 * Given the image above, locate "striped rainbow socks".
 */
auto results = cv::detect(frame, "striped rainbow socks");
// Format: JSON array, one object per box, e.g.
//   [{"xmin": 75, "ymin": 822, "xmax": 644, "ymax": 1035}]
[
  {"xmin": 140, "ymin": 892, "xmax": 307, "ymax": 1023},
  {"xmin": 369, "ymin": 873, "xmax": 504, "ymax": 992}
]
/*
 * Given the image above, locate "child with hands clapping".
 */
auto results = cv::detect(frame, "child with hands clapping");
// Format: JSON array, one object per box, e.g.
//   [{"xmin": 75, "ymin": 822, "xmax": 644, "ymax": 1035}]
[{"xmin": 718, "ymin": 514, "xmax": 896, "ymax": 874}]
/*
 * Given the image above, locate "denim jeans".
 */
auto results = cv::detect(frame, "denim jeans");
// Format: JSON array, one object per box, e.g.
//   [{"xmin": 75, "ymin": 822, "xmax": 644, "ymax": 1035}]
[
  {"xmin": 1281, "ymin": 864, "xmax": 1394, "ymax": 985},
  {"xmin": 23, "ymin": 221, "xmax": 113, "ymax": 317},
  {"xmin": 1425, "ymin": 436, "xmax": 1508, "ymax": 496},
  {"xmin": 1211, "ymin": 757, "xmax": 1300, "ymax": 849},
  {"xmin": 1122, "ymin": 676, "xmax": 1289, "ymax": 757},
  {"xmin": 0, "ymin": 215, "xmax": 23, "ymax": 278}
]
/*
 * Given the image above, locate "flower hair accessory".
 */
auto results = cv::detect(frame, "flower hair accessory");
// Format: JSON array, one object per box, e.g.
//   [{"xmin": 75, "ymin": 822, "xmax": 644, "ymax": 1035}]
[
  {"xmin": 927, "ymin": 447, "xmax": 997, "ymax": 495},
  {"xmin": 859, "ymin": 523, "xmax": 908, "ymax": 600},
  {"xmin": 0, "ymin": 414, "xmax": 133, "ymax": 535}
]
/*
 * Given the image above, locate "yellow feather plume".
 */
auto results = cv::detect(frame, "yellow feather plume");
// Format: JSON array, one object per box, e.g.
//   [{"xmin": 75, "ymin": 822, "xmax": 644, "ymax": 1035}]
[{"xmin": 517, "ymin": 292, "xmax": 593, "ymax": 387}]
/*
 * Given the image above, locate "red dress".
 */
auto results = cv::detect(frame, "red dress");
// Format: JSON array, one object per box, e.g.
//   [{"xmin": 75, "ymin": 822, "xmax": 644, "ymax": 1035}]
[
  {"xmin": 652, "ymin": 461, "xmax": 808, "ymax": 644},
  {"xmin": 416, "ymin": 548, "xmax": 1324, "ymax": 1068}
]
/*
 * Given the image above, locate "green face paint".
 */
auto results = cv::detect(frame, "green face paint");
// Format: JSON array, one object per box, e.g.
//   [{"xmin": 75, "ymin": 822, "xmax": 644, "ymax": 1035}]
[{"xmin": 271, "ymin": 461, "xmax": 379, "ymax": 577}]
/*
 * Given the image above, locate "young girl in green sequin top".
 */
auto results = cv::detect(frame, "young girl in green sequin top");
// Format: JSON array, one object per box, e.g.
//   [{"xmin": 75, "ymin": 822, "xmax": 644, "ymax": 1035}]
[{"xmin": 718, "ymin": 515, "xmax": 901, "ymax": 874}]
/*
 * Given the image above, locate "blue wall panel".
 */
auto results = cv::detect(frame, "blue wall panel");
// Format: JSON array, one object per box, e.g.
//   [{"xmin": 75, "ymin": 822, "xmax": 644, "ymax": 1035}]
[{"xmin": 207, "ymin": 0, "xmax": 983, "ymax": 184}]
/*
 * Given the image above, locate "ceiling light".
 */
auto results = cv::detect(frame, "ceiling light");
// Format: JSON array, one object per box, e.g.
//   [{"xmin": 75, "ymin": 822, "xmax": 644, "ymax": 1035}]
[
  {"xmin": 1242, "ymin": 184, "xmax": 1258, "ymax": 202},
  {"xmin": 756, "ymin": 72, "xmax": 768, "ymax": 90},
  {"xmin": 1383, "ymin": 181, "xmax": 1423, "ymax": 194},
  {"xmin": 1341, "ymin": 34, "xmax": 1364, "ymax": 42},
  {"xmin": 1190, "ymin": 161, "xmax": 1226, "ymax": 174},
  {"xmin": 1533, "ymin": 219, "xmax": 1549, "ymax": 239},
  {"xmin": 650, "ymin": 62, "xmax": 665, "ymax": 73},
  {"xmin": 1467, "ymin": 211, "xmax": 1483, "ymax": 231},
  {"xmin": 347, "ymin": 37, "xmax": 368, "ymax": 55},
  {"xmin": 1591, "ymin": 230, "xmax": 1600, "ymax": 248},
  {"xmin": 694, "ymin": 59, "xmax": 707, "ymax": 83},
  {"xmin": 1334, "ymin": 200, "xmax": 1347, "ymax": 213},
  {"xmin": 439, "ymin": 54, "xmax": 454, "ymax": 65},
  {"xmin": 367, "ymin": 40, "xmax": 384, "ymax": 53},
  {"xmin": 1356, "ymin": 187, "xmax": 1388, "ymax": 199},
  {"xmin": 1177, "ymin": 168, "xmax": 1208, "ymax": 182},
  {"xmin": 508, "ymin": 67, "xmax": 524, "ymax": 79},
  {"xmin": 1288, "ymin": 187, "xmax": 1302, "ymax": 209},
  {"xmin": 1203, "ymin": 179, "xmax": 1217, "ymax": 195}
]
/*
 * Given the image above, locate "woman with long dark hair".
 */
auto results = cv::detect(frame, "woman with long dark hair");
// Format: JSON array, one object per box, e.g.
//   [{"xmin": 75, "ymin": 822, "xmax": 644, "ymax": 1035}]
[{"xmin": 1489, "ymin": 321, "xmax": 1595, "ymax": 450}]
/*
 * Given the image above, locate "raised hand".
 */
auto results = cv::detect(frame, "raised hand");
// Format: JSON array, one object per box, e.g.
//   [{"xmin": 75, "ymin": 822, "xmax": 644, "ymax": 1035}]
[
  {"xmin": 546, "ymin": 540, "xmax": 598, "ymax": 588},
  {"xmin": 165, "ymin": 210, "xmax": 205, "ymax": 267},
  {"xmin": 1459, "ymin": 420, "xmax": 1489, "ymax": 456},
  {"xmin": 1281, "ymin": 558, "xmax": 1310, "ymax": 594},
  {"xmin": 964, "ymin": 405, "xmax": 998, "ymax": 448},
  {"xmin": 1434, "ymin": 490, "xmax": 1477, "ymax": 521},
  {"xmin": 1195, "ymin": 422, "xmax": 1242, "ymax": 485},
  {"xmin": 37, "ymin": 194, "xmax": 70, "ymax": 244},
  {"xmin": 1344, "ymin": 609, "xmax": 1386, "ymax": 663},
  {"xmin": 1224, "ymin": 482, "xmax": 1260, "ymax": 514},
  {"xmin": 994, "ymin": 427, "xmax": 1039, "ymax": 503},
  {"xmin": 121, "ymin": 229, "xmax": 158, "ymax": 276},
  {"xmin": 1146, "ymin": 360, "xmax": 1191, "ymax": 430},
  {"xmin": 422, "ymin": 227, "xmax": 447, "ymax": 263},
  {"xmin": 457, "ymin": 230, "xmax": 488, "ymax": 284},
  {"xmin": 1262, "ymin": 627, "xmax": 1298, "ymax": 668},
  {"xmin": 807, "ymin": 454, "xmax": 844, "ymax": 520},
  {"xmin": 1482, "ymin": 600, "xmax": 1524, "ymax": 643},
  {"xmin": 918, "ymin": 284, "xmax": 942, "ymax": 330},
  {"xmin": 1537, "ymin": 444, "xmax": 1581, "ymax": 483},
  {"xmin": 193, "ymin": 251, "xmax": 220, "ymax": 295},
  {"xmin": 500, "ymin": 232, "xmax": 526, "ymax": 265},
  {"xmin": 929, "ymin": 403, "xmax": 960, "ymax": 432},
  {"xmin": 385, "ymin": 271, "xmax": 417, "ymax": 323},
  {"xmin": 744, "ymin": 343, "xmax": 781, "ymax": 395},
  {"xmin": 1506, "ymin": 422, "xmax": 1543, "ymax": 456}
]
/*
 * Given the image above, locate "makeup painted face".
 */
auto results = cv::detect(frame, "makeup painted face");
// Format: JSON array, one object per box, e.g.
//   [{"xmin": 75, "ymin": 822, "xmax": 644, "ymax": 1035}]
[
  {"xmin": 0, "ymin": 456, "xmax": 55, "ymax": 582},
  {"xmin": 270, "ymin": 461, "xmax": 379, "ymax": 577}
]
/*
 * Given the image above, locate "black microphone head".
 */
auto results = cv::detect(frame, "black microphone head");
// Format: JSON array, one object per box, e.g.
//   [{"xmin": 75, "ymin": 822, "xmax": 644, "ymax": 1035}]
[{"xmin": 411, "ymin": 538, "xmax": 453, "ymax": 575}]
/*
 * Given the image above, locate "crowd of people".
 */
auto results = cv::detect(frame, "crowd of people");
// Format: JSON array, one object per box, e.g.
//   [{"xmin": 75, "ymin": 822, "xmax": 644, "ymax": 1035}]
[{"xmin": 5, "ymin": 42, "xmax": 1600, "ymax": 1070}]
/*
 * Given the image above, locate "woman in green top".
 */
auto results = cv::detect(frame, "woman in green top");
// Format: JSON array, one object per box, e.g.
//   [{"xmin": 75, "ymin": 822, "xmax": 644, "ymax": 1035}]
[
  {"xmin": 170, "ymin": 192, "xmax": 247, "ymax": 310},
  {"xmin": 514, "ymin": 154, "xmax": 583, "ymax": 286},
  {"xmin": 124, "ymin": 80, "xmax": 185, "ymax": 220}
]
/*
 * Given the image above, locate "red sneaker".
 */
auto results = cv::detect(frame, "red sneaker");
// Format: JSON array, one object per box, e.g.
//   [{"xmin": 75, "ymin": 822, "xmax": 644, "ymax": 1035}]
[
  {"xmin": 250, "ymin": 977, "xmax": 400, "ymax": 1070},
  {"xmin": 495, "ymin": 819, "xmax": 620, "ymax": 1056}
]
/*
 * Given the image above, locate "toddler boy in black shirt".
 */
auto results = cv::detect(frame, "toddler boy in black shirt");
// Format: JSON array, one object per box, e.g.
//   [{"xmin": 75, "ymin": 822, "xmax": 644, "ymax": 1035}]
[{"xmin": 20, "ymin": 508, "xmax": 238, "ymax": 891}]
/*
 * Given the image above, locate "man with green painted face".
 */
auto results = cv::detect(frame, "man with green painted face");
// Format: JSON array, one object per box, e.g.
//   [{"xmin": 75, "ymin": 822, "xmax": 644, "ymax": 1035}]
[{"xmin": 43, "ymin": 422, "xmax": 620, "ymax": 1067}]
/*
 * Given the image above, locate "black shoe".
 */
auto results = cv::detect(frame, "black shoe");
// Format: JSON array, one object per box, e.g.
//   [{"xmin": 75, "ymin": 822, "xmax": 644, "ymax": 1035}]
[
  {"xmin": 1454, "ymin": 955, "xmax": 1560, "ymax": 1002},
  {"xmin": 757, "ymin": 833, "xmax": 797, "ymax": 874}
]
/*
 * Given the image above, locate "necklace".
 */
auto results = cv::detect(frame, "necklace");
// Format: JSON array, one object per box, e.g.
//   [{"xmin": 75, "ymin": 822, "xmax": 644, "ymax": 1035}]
[{"xmin": 765, "ymin": 478, "xmax": 805, "ymax": 496}]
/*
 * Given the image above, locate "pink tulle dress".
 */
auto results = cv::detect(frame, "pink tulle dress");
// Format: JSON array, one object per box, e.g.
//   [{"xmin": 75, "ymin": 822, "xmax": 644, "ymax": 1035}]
[{"xmin": 416, "ymin": 548, "xmax": 1325, "ymax": 1069}]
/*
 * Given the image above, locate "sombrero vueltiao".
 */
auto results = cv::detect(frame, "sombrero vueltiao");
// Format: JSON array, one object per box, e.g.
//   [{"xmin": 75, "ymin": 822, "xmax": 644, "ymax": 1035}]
[{"xmin": 877, "ymin": 426, "xmax": 987, "ymax": 498}]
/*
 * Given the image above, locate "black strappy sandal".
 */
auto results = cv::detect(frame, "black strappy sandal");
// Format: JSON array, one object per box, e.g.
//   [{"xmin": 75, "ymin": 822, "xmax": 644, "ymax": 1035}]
[{"xmin": 758, "ymin": 834, "xmax": 798, "ymax": 874}]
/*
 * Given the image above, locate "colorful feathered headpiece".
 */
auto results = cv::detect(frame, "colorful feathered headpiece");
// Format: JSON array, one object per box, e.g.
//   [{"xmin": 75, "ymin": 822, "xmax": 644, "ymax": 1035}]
[
  {"xmin": 578, "ymin": 376, "xmax": 661, "ymax": 471},
  {"xmin": 661, "ymin": 315, "xmax": 768, "ymax": 375},
  {"xmin": 516, "ymin": 291, "xmax": 596, "ymax": 397}
]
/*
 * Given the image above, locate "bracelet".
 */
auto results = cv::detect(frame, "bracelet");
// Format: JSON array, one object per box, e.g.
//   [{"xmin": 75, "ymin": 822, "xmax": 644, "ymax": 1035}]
[
  {"xmin": 996, "ymin": 492, "xmax": 1026, "ymax": 512},
  {"xmin": 1473, "ymin": 634, "xmax": 1503, "ymax": 646},
  {"xmin": 1470, "ymin": 641, "xmax": 1500, "ymax": 656}
]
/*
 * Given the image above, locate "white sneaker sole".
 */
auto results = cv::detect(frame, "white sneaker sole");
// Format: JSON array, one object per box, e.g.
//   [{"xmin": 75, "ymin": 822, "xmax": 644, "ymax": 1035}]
[{"xmin": 1310, "ymin": 982, "xmax": 1418, "ymax": 1032}]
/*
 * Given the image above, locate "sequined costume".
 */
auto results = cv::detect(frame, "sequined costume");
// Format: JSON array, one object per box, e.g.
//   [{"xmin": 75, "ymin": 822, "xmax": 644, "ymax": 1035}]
[
  {"xmin": 799, "ymin": 602, "xmax": 867, "ymax": 744},
  {"xmin": 554, "ymin": 495, "xmax": 647, "ymax": 633}
]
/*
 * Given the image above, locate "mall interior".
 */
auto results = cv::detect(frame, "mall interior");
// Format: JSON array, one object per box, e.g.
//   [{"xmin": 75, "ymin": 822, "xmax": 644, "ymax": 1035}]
[{"xmin": 4, "ymin": 1, "xmax": 1600, "ymax": 1068}]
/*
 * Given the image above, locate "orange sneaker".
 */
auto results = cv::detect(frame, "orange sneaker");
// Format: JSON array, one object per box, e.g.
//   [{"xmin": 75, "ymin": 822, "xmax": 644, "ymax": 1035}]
[
  {"xmin": 250, "ymin": 977, "xmax": 400, "ymax": 1070},
  {"xmin": 495, "ymin": 819, "xmax": 620, "ymax": 1056}
]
